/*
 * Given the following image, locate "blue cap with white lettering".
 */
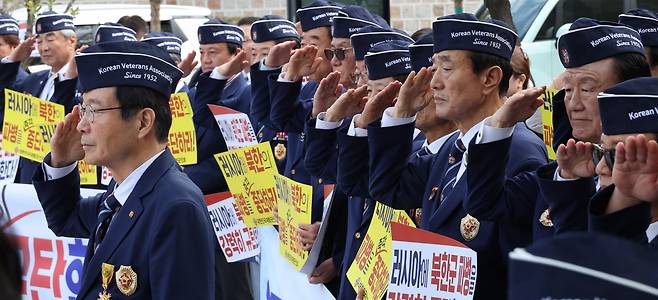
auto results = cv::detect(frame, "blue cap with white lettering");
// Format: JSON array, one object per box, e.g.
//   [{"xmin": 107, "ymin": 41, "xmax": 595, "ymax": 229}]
[
  {"xmin": 250, "ymin": 16, "xmax": 299, "ymax": 43},
  {"xmin": 432, "ymin": 13, "xmax": 517, "ymax": 61},
  {"xmin": 619, "ymin": 9, "xmax": 658, "ymax": 48},
  {"xmin": 0, "ymin": 14, "xmax": 19, "ymax": 36},
  {"xmin": 143, "ymin": 32, "xmax": 183, "ymax": 56},
  {"xmin": 296, "ymin": 1, "xmax": 346, "ymax": 32},
  {"xmin": 198, "ymin": 19, "xmax": 244, "ymax": 46},
  {"xmin": 75, "ymin": 41, "xmax": 183, "ymax": 98},
  {"xmin": 331, "ymin": 5, "xmax": 387, "ymax": 39},
  {"xmin": 364, "ymin": 40, "xmax": 412, "ymax": 80},
  {"xmin": 95, "ymin": 23, "xmax": 137, "ymax": 44},
  {"xmin": 351, "ymin": 26, "xmax": 413, "ymax": 61},
  {"xmin": 35, "ymin": 11, "xmax": 75, "ymax": 34},
  {"xmin": 598, "ymin": 77, "xmax": 658, "ymax": 135},
  {"xmin": 409, "ymin": 32, "xmax": 434, "ymax": 72},
  {"xmin": 558, "ymin": 18, "xmax": 644, "ymax": 68}
]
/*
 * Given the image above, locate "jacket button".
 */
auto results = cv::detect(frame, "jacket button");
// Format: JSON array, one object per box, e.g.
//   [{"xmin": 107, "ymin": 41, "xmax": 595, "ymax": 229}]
[
  {"xmin": 318, "ymin": 178, "xmax": 323, "ymax": 184},
  {"xmin": 291, "ymin": 169, "xmax": 296, "ymax": 175},
  {"xmin": 354, "ymin": 232, "xmax": 361, "ymax": 239}
]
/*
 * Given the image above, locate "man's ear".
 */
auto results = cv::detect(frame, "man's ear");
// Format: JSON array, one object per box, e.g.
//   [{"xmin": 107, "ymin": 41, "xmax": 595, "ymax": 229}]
[
  {"xmin": 136, "ymin": 108, "xmax": 156, "ymax": 140},
  {"xmin": 481, "ymin": 65, "xmax": 503, "ymax": 96}
]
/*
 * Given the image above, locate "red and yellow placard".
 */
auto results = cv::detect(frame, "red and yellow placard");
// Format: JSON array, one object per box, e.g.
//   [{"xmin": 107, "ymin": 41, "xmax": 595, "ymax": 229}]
[{"xmin": 168, "ymin": 92, "xmax": 196, "ymax": 165}]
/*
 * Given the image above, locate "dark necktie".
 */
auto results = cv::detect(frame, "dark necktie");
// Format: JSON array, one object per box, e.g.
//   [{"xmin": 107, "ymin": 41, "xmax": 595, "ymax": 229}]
[
  {"xmin": 94, "ymin": 194, "xmax": 121, "ymax": 252},
  {"xmin": 438, "ymin": 139, "xmax": 466, "ymax": 203}
]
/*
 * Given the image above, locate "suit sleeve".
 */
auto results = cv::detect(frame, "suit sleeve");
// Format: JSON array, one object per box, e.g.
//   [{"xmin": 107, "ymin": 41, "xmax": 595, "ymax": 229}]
[
  {"xmin": 336, "ymin": 127, "xmax": 370, "ymax": 198},
  {"xmin": 149, "ymin": 200, "xmax": 215, "ymax": 299},
  {"xmin": 464, "ymin": 136, "xmax": 539, "ymax": 225},
  {"xmin": 249, "ymin": 62, "xmax": 280, "ymax": 130},
  {"xmin": 589, "ymin": 184, "xmax": 651, "ymax": 244},
  {"xmin": 368, "ymin": 121, "xmax": 433, "ymax": 209},
  {"xmin": 268, "ymin": 77, "xmax": 313, "ymax": 133},
  {"xmin": 192, "ymin": 73, "xmax": 228, "ymax": 129},
  {"xmin": 33, "ymin": 155, "xmax": 104, "ymax": 238},
  {"xmin": 303, "ymin": 118, "xmax": 339, "ymax": 183},
  {"xmin": 536, "ymin": 162, "xmax": 596, "ymax": 233}
]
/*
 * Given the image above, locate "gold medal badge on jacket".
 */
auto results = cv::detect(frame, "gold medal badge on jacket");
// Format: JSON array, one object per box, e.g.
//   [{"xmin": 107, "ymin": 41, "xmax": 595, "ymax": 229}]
[
  {"xmin": 460, "ymin": 214, "xmax": 480, "ymax": 241},
  {"xmin": 98, "ymin": 263, "xmax": 114, "ymax": 300},
  {"xmin": 274, "ymin": 143, "xmax": 286, "ymax": 161},
  {"xmin": 115, "ymin": 265, "xmax": 138, "ymax": 296},
  {"xmin": 539, "ymin": 209, "xmax": 554, "ymax": 227}
]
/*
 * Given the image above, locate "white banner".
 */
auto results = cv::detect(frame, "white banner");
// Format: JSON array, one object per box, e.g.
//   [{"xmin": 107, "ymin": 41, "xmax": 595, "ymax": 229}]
[
  {"xmin": 210, "ymin": 105, "xmax": 258, "ymax": 150},
  {"xmin": 205, "ymin": 192, "xmax": 260, "ymax": 262}
]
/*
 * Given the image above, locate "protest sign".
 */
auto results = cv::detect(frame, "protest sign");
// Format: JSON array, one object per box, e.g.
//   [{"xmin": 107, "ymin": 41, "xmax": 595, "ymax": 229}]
[
  {"xmin": 168, "ymin": 92, "xmax": 197, "ymax": 165},
  {"xmin": 78, "ymin": 160, "xmax": 98, "ymax": 186},
  {"xmin": 2, "ymin": 89, "xmax": 64, "ymax": 162},
  {"xmin": 210, "ymin": 105, "xmax": 258, "ymax": 150},
  {"xmin": 389, "ymin": 222, "xmax": 477, "ymax": 300},
  {"xmin": 540, "ymin": 88, "xmax": 559, "ymax": 160},
  {"xmin": 347, "ymin": 202, "xmax": 415, "ymax": 300},
  {"xmin": 215, "ymin": 142, "xmax": 278, "ymax": 227},
  {"xmin": 205, "ymin": 192, "xmax": 260, "ymax": 262},
  {"xmin": 0, "ymin": 134, "xmax": 20, "ymax": 184},
  {"xmin": 274, "ymin": 174, "xmax": 312, "ymax": 270}
]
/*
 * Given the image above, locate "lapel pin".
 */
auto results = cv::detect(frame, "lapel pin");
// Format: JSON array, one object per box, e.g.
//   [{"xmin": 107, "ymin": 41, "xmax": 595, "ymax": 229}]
[{"xmin": 129, "ymin": 211, "xmax": 134, "ymax": 218}]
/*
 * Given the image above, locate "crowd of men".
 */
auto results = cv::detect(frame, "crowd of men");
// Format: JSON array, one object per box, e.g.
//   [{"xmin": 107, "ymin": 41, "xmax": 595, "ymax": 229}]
[{"xmin": 1, "ymin": 1, "xmax": 658, "ymax": 299}]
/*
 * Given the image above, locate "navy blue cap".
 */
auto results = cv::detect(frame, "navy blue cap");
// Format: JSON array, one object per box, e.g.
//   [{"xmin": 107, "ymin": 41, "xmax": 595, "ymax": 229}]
[
  {"xmin": 250, "ymin": 16, "xmax": 299, "ymax": 43},
  {"xmin": 143, "ymin": 32, "xmax": 183, "ymax": 56},
  {"xmin": 558, "ymin": 18, "xmax": 644, "ymax": 68},
  {"xmin": 75, "ymin": 41, "xmax": 183, "ymax": 98},
  {"xmin": 619, "ymin": 9, "xmax": 658, "ymax": 48},
  {"xmin": 331, "ymin": 5, "xmax": 387, "ymax": 39},
  {"xmin": 597, "ymin": 77, "xmax": 658, "ymax": 135},
  {"xmin": 509, "ymin": 233, "xmax": 658, "ymax": 299},
  {"xmin": 0, "ymin": 15, "xmax": 19, "ymax": 36},
  {"xmin": 95, "ymin": 23, "xmax": 137, "ymax": 44},
  {"xmin": 198, "ymin": 19, "xmax": 244, "ymax": 46},
  {"xmin": 432, "ymin": 13, "xmax": 517, "ymax": 61},
  {"xmin": 296, "ymin": 1, "xmax": 346, "ymax": 32},
  {"xmin": 35, "ymin": 11, "xmax": 75, "ymax": 34},
  {"xmin": 351, "ymin": 26, "xmax": 413, "ymax": 61},
  {"xmin": 364, "ymin": 40, "xmax": 412, "ymax": 80},
  {"xmin": 409, "ymin": 32, "xmax": 434, "ymax": 72}
]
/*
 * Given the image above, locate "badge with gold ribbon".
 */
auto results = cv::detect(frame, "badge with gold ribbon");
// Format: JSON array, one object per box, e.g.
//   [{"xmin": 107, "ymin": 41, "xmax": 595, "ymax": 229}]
[{"xmin": 98, "ymin": 263, "xmax": 114, "ymax": 300}]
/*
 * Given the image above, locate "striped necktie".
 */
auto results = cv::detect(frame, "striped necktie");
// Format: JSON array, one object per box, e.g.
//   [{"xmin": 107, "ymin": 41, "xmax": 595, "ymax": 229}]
[
  {"xmin": 438, "ymin": 139, "xmax": 466, "ymax": 203},
  {"xmin": 94, "ymin": 193, "xmax": 121, "ymax": 252}
]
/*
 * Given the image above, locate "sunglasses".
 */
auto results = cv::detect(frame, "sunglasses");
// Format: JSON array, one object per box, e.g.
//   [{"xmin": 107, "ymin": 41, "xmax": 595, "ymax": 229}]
[
  {"xmin": 324, "ymin": 47, "xmax": 353, "ymax": 61},
  {"xmin": 592, "ymin": 144, "xmax": 616, "ymax": 169}
]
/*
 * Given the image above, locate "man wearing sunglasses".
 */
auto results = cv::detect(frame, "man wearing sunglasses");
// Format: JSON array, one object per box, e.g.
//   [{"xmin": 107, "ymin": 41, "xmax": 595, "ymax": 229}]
[{"xmin": 460, "ymin": 17, "xmax": 651, "ymax": 243}]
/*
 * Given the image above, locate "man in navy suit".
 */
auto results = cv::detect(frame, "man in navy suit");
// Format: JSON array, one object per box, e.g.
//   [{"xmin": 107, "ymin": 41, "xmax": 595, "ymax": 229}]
[
  {"xmin": 32, "ymin": 41, "xmax": 215, "ymax": 299},
  {"xmin": 356, "ymin": 14, "xmax": 547, "ymax": 299},
  {"xmin": 0, "ymin": 12, "xmax": 80, "ymax": 184}
]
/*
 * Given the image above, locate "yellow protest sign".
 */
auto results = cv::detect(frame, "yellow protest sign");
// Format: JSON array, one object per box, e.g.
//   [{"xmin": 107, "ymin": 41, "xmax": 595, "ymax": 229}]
[
  {"xmin": 168, "ymin": 93, "xmax": 197, "ymax": 165},
  {"xmin": 2, "ymin": 89, "xmax": 64, "ymax": 162},
  {"xmin": 215, "ymin": 142, "xmax": 278, "ymax": 227},
  {"xmin": 347, "ymin": 202, "xmax": 415, "ymax": 300},
  {"xmin": 274, "ymin": 174, "xmax": 312, "ymax": 270},
  {"xmin": 540, "ymin": 88, "xmax": 559, "ymax": 160},
  {"xmin": 78, "ymin": 160, "xmax": 98, "ymax": 185}
]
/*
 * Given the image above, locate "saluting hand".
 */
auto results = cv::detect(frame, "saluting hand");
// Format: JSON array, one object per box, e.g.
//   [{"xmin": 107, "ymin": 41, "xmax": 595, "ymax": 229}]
[
  {"xmin": 216, "ymin": 48, "xmax": 250, "ymax": 78},
  {"xmin": 356, "ymin": 81, "xmax": 402, "ymax": 128},
  {"xmin": 264, "ymin": 40, "xmax": 297, "ymax": 69},
  {"xmin": 324, "ymin": 85, "xmax": 368, "ymax": 122},
  {"xmin": 489, "ymin": 86, "xmax": 546, "ymax": 128},
  {"xmin": 613, "ymin": 134, "xmax": 658, "ymax": 203},
  {"xmin": 393, "ymin": 68, "xmax": 433, "ymax": 118},
  {"xmin": 178, "ymin": 50, "xmax": 198, "ymax": 78},
  {"xmin": 312, "ymin": 71, "xmax": 343, "ymax": 117},
  {"xmin": 556, "ymin": 139, "xmax": 596, "ymax": 179},
  {"xmin": 50, "ymin": 105, "xmax": 84, "ymax": 167},
  {"xmin": 65, "ymin": 45, "xmax": 88, "ymax": 79},
  {"xmin": 284, "ymin": 45, "xmax": 323, "ymax": 82},
  {"xmin": 8, "ymin": 36, "xmax": 36, "ymax": 63}
]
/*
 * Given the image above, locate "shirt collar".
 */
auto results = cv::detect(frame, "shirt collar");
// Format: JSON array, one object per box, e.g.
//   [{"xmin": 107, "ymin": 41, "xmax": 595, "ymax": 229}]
[
  {"xmin": 51, "ymin": 62, "xmax": 70, "ymax": 78},
  {"xmin": 458, "ymin": 119, "xmax": 486, "ymax": 151},
  {"xmin": 647, "ymin": 221, "xmax": 658, "ymax": 242},
  {"xmin": 427, "ymin": 130, "xmax": 459, "ymax": 154},
  {"xmin": 112, "ymin": 149, "xmax": 166, "ymax": 206}
]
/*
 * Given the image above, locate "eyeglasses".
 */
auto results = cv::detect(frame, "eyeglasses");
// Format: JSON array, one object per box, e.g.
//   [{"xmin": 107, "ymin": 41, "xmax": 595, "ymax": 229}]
[
  {"xmin": 592, "ymin": 143, "xmax": 616, "ymax": 169},
  {"xmin": 324, "ymin": 47, "xmax": 353, "ymax": 61},
  {"xmin": 78, "ymin": 103, "xmax": 123, "ymax": 123}
]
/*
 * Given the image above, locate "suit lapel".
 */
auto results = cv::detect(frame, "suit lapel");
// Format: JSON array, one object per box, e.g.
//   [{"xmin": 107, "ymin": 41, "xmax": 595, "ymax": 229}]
[
  {"xmin": 426, "ymin": 175, "xmax": 466, "ymax": 230},
  {"xmin": 26, "ymin": 71, "xmax": 49, "ymax": 98},
  {"xmin": 78, "ymin": 150, "xmax": 177, "ymax": 297}
]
